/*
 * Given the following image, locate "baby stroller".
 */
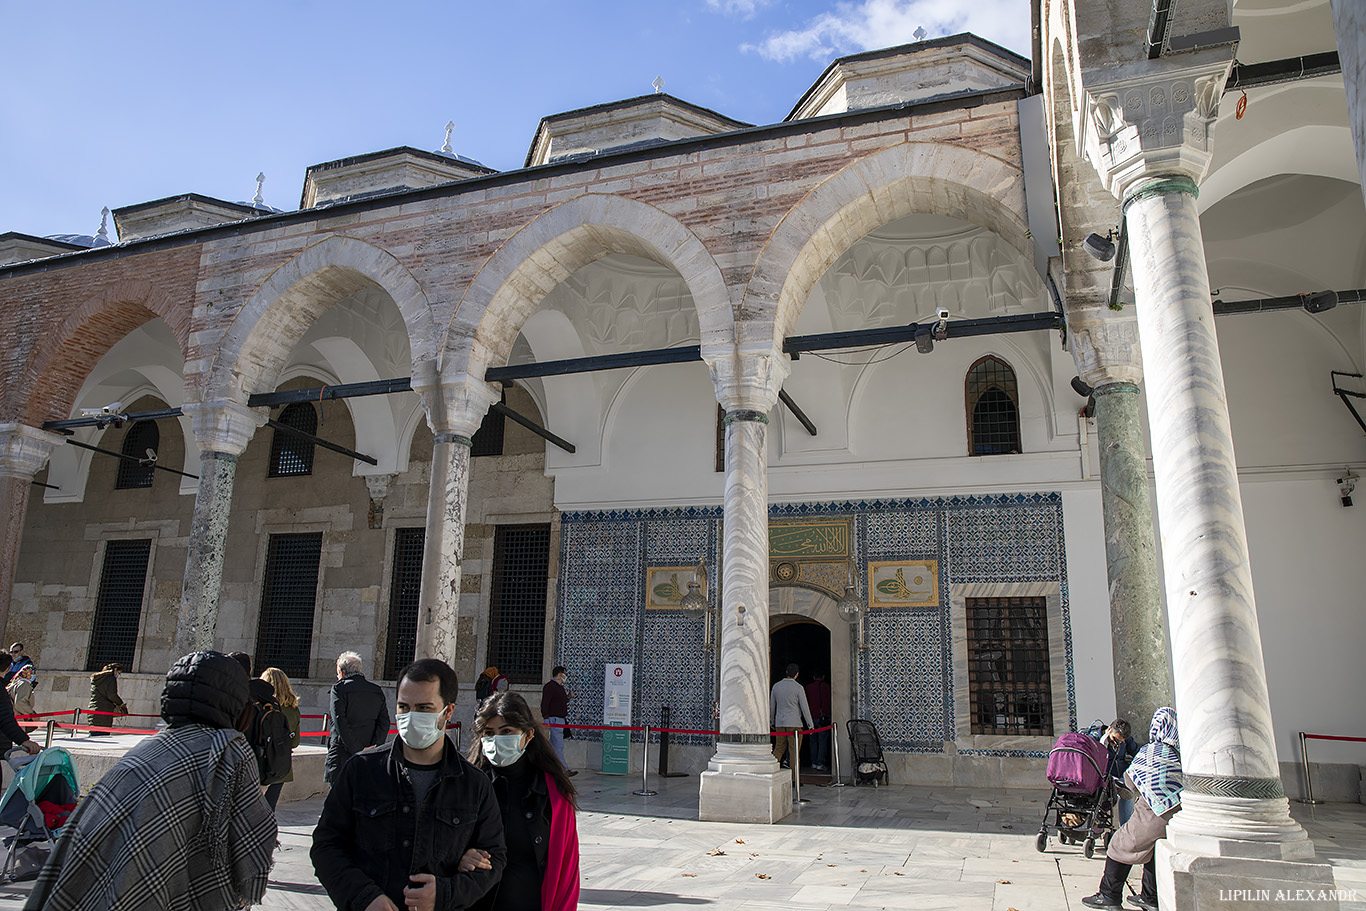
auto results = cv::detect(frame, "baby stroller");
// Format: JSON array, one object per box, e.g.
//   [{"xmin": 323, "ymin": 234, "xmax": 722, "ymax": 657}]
[
  {"xmin": 1035, "ymin": 731, "xmax": 1113, "ymax": 858},
  {"xmin": 846, "ymin": 719, "xmax": 888, "ymax": 786},
  {"xmin": 0, "ymin": 746, "xmax": 79, "ymax": 881}
]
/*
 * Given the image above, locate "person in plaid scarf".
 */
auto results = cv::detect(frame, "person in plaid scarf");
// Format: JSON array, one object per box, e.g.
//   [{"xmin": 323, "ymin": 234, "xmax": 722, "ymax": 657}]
[{"xmin": 25, "ymin": 650, "xmax": 277, "ymax": 911}]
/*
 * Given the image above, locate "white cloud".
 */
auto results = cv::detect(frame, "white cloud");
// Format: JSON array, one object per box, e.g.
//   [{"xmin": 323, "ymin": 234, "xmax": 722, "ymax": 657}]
[
  {"xmin": 744, "ymin": 0, "xmax": 1030, "ymax": 62},
  {"xmin": 705, "ymin": 0, "xmax": 776, "ymax": 19}
]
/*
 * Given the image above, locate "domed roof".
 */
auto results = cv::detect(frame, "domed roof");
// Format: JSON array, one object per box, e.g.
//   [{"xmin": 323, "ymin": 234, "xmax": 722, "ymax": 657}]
[{"xmin": 46, "ymin": 207, "xmax": 114, "ymax": 247}]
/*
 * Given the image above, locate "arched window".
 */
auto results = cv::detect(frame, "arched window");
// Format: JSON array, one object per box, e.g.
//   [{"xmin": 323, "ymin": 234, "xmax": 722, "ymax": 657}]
[
  {"xmin": 966, "ymin": 356, "xmax": 1021, "ymax": 455},
  {"xmin": 268, "ymin": 403, "xmax": 317, "ymax": 477},
  {"xmin": 115, "ymin": 420, "xmax": 159, "ymax": 489}
]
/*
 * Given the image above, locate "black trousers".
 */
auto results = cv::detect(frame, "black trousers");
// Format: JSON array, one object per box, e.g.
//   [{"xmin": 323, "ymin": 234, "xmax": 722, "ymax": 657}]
[{"xmin": 1100, "ymin": 855, "xmax": 1156, "ymax": 900}]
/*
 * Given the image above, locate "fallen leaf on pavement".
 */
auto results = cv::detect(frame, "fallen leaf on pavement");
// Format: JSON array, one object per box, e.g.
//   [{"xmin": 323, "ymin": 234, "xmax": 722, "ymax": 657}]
[
  {"xmin": 1002, "ymin": 824, "xmax": 1013, "ymax": 829},
  {"xmin": 682, "ymin": 873, "xmax": 697, "ymax": 877},
  {"xmin": 998, "ymin": 879, "xmax": 1011, "ymax": 884},
  {"xmin": 756, "ymin": 873, "xmax": 771, "ymax": 880},
  {"xmin": 706, "ymin": 849, "xmax": 726, "ymax": 856},
  {"xmin": 735, "ymin": 839, "xmax": 745, "ymax": 844}
]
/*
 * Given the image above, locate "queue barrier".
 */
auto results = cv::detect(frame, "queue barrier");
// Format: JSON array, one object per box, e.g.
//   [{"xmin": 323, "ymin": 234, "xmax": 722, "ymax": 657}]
[
  {"xmin": 540, "ymin": 721, "xmax": 839, "ymax": 800},
  {"xmin": 1297, "ymin": 732, "xmax": 1366, "ymax": 804}
]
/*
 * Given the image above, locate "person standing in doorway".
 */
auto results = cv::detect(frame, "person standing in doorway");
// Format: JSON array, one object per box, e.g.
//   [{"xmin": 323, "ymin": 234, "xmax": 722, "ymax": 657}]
[
  {"xmin": 312, "ymin": 658, "xmax": 506, "ymax": 911},
  {"xmin": 540, "ymin": 666, "xmax": 575, "ymax": 776},
  {"xmin": 88, "ymin": 663, "xmax": 127, "ymax": 735},
  {"xmin": 324, "ymin": 651, "xmax": 390, "ymax": 784},
  {"xmin": 770, "ymin": 663, "xmax": 813, "ymax": 781},
  {"xmin": 804, "ymin": 671, "xmax": 832, "ymax": 771}
]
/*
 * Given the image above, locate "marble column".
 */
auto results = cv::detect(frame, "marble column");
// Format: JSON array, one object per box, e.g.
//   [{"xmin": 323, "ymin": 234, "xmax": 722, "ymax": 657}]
[
  {"xmin": 699, "ymin": 351, "xmax": 792, "ymax": 824},
  {"xmin": 411, "ymin": 378, "xmax": 500, "ymax": 669},
  {"xmin": 1079, "ymin": 55, "xmax": 1338, "ymax": 906},
  {"xmin": 0, "ymin": 425, "xmax": 62, "ymax": 642},
  {"xmin": 1330, "ymin": 0, "xmax": 1366, "ymax": 210},
  {"xmin": 173, "ymin": 400, "xmax": 267, "ymax": 657},
  {"xmin": 1072, "ymin": 316, "xmax": 1172, "ymax": 740},
  {"xmin": 1092, "ymin": 381, "xmax": 1171, "ymax": 737}
]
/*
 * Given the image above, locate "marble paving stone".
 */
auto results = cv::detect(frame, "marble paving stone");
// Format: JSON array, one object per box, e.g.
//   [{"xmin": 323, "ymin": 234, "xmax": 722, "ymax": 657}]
[{"xmin": 0, "ymin": 775, "xmax": 1361, "ymax": 910}]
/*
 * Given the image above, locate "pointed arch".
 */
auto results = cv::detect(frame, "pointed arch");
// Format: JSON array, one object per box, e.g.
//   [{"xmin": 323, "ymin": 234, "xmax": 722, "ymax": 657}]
[
  {"xmin": 202, "ymin": 235, "xmax": 436, "ymax": 402},
  {"xmin": 444, "ymin": 193, "xmax": 734, "ymax": 384}
]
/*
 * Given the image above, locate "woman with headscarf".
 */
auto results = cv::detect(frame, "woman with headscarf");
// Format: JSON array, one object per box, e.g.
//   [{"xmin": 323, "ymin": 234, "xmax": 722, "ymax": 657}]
[
  {"xmin": 26, "ymin": 651, "xmax": 277, "ymax": 911},
  {"xmin": 1082, "ymin": 706, "xmax": 1182, "ymax": 911}
]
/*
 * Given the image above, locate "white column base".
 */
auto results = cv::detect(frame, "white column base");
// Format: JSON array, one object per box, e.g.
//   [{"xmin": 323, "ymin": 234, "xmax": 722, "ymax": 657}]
[
  {"xmin": 698, "ymin": 743, "xmax": 792, "ymax": 823},
  {"xmin": 1159, "ymin": 840, "xmax": 1342, "ymax": 910}
]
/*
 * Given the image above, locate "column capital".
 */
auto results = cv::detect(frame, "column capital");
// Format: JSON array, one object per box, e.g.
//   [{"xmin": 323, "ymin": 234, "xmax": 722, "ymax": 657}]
[
  {"xmin": 707, "ymin": 349, "xmax": 791, "ymax": 414},
  {"xmin": 412, "ymin": 375, "xmax": 502, "ymax": 440},
  {"xmin": 1079, "ymin": 52, "xmax": 1233, "ymax": 203},
  {"xmin": 0, "ymin": 423, "xmax": 63, "ymax": 479},
  {"xmin": 1070, "ymin": 315, "xmax": 1144, "ymax": 389},
  {"xmin": 182, "ymin": 400, "xmax": 268, "ymax": 456}
]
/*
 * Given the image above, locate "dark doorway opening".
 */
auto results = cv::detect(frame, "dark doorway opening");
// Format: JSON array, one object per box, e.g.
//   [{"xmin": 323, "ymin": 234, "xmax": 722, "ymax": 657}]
[{"xmin": 769, "ymin": 617, "xmax": 832, "ymax": 776}]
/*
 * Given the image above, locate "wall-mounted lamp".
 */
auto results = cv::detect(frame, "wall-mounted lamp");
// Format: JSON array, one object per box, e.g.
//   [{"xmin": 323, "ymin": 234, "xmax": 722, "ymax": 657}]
[
  {"xmin": 1338, "ymin": 468, "xmax": 1357, "ymax": 508},
  {"xmin": 835, "ymin": 561, "xmax": 868, "ymax": 649},
  {"xmin": 678, "ymin": 558, "xmax": 716, "ymax": 646},
  {"xmin": 1083, "ymin": 231, "xmax": 1117, "ymax": 262}
]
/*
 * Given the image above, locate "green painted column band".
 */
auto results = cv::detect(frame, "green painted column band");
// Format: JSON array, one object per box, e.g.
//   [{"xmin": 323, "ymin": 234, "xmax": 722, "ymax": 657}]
[
  {"xmin": 724, "ymin": 410, "xmax": 769, "ymax": 425},
  {"xmin": 1093, "ymin": 381, "xmax": 1141, "ymax": 397},
  {"xmin": 1123, "ymin": 175, "xmax": 1200, "ymax": 212},
  {"xmin": 434, "ymin": 433, "xmax": 473, "ymax": 447}
]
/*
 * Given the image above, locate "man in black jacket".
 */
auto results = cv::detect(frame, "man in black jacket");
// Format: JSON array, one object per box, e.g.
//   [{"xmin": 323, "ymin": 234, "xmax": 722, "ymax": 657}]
[
  {"xmin": 325, "ymin": 651, "xmax": 390, "ymax": 784},
  {"xmin": 312, "ymin": 658, "xmax": 505, "ymax": 911}
]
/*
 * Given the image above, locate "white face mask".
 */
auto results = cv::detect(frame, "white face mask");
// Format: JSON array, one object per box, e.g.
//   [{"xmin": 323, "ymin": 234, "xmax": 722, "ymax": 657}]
[
  {"xmin": 481, "ymin": 733, "xmax": 528, "ymax": 767},
  {"xmin": 397, "ymin": 709, "xmax": 448, "ymax": 750}
]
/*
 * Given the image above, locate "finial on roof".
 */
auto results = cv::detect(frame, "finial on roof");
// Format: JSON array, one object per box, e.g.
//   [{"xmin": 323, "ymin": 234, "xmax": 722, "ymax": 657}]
[
  {"xmin": 253, "ymin": 172, "xmax": 266, "ymax": 207},
  {"xmin": 913, "ymin": 26, "xmax": 927, "ymax": 41},
  {"xmin": 652, "ymin": 75, "xmax": 665, "ymax": 95},
  {"xmin": 441, "ymin": 120, "xmax": 456, "ymax": 155},
  {"xmin": 96, "ymin": 207, "xmax": 110, "ymax": 241}
]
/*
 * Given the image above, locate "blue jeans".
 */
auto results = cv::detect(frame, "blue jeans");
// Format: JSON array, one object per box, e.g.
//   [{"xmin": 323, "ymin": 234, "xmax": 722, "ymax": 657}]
[
  {"xmin": 546, "ymin": 716, "xmax": 567, "ymax": 769},
  {"xmin": 809, "ymin": 722, "xmax": 831, "ymax": 768}
]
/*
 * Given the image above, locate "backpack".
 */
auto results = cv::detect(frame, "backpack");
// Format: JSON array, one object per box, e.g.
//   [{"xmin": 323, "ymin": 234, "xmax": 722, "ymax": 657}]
[
  {"xmin": 247, "ymin": 696, "xmax": 293, "ymax": 786},
  {"xmin": 475, "ymin": 675, "xmax": 492, "ymax": 702}
]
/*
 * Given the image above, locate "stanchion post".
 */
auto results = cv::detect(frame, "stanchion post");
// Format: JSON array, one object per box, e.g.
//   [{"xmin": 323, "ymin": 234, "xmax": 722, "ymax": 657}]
[
  {"xmin": 829, "ymin": 722, "xmax": 846, "ymax": 787},
  {"xmin": 44, "ymin": 719, "xmax": 55, "ymax": 749},
  {"xmin": 1297, "ymin": 732, "xmax": 1322, "ymax": 805},
  {"xmin": 633, "ymin": 725, "xmax": 658, "ymax": 796},
  {"xmin": 793, "ymin": 730, "xmax": 808, "ymax": 804}
]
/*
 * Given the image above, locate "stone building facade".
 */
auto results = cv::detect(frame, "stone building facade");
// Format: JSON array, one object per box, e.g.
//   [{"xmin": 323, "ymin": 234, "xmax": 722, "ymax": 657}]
[{"xmin": 1, "ymin": 4, "xmax": 1364, "ymax": 904}]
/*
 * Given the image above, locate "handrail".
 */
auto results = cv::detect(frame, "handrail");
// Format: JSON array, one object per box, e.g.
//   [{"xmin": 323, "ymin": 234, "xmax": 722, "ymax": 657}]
[{"xmin": 1296, "ymin": 731, "xmax": 1366, "ymax": 804}]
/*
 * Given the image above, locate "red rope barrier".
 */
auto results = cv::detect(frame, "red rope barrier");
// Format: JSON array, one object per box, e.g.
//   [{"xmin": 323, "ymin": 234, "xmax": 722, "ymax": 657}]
[
  {"xmin": 1302, "ymin": 734, "xmax": 1366, "ymax": 743},
  {"xmin": 83, "ymin": 711, "xmax": 162, "ymax": 719},
  {"xmin": 55, "ymin": 722, "xmax": 160, "ymax": 736},
  {"xmin": 14, "ymin": 711, "xmax": 79, "ymax": 720},
  {"xmin": 540, "ymin": 722, "xmax": 838, "ymax": 737}
]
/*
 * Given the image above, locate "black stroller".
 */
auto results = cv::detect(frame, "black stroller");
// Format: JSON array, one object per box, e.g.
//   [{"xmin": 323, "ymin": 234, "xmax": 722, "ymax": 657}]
[
  {"xmin": 1035, "ymin": 731, "xmax": 1115, "ymax": 858},
  {"xmin": 846, "ymin": 719, "xmax": 888, "ymax": 786}
]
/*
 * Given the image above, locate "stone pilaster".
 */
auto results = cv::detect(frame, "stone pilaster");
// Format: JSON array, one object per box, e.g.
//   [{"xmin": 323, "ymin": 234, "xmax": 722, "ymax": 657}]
[
  {"xmin": 1079, "ymin": 49, "xmax": 1338, "ymax": 907},
  {"xmin": 699, "ymin": 351, "xmax": 793, "ymax": 824},
  {"xmin": 0, "ymin": 425, "xmax": 62, "ymax": 642},
  {"xmin": 174, "ymin": 400, "xmax": 267, "ymax": 657},
  {"xmin": 410, "ymin": 377, "xmax": 501, "ymax": 672},
  {"xmin": 1330, "ymin": 0, "xmax": 1366, "ymax": 212}
]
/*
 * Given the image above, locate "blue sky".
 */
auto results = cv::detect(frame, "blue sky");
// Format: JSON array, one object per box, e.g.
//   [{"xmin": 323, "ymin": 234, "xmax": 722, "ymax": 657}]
[{"xmin": 1, "ymin": 1, "xmax": 1030, "ymax": 240}]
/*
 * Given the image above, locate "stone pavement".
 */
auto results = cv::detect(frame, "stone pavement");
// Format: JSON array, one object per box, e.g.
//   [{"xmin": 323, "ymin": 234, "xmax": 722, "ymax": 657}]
[{"xmin": 0, "ymin": 771, "xmax": 1361, "ymax": 910}]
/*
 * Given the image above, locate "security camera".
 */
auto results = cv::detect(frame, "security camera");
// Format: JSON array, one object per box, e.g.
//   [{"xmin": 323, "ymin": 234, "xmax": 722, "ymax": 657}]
[
  {"xmin": 936, "ymin": 307, "xmax": 950, "ymax": 322},
  {"xmin": 932, "ymin": 308, "xmax": 950, "ymax": 341},
  {"xmin": 1338, "ymin": 469, "xmax": 1358, "ymax": 508},
  {"xmin": 79, "ymin": 401, "xmax": 124, "ymax": 418}
]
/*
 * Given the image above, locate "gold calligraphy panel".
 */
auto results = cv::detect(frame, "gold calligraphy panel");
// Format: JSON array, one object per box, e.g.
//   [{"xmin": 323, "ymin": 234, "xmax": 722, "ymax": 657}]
[
  {"xmin": 867, "ymin": 560, "xmax": 939, "ymax": 608},
  {"xmin": 646, "ymin": 566, "xmax": 707, "ymax": 609},
  {"xmin": 768, "ymin": 520, "xmax": 850, "ymax": 559}
]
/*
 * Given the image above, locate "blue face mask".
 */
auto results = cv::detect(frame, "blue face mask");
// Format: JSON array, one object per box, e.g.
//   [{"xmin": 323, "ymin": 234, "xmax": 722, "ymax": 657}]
[{"xmin": 481, "ymin": 733, "xmax": 527, "ymax": 767}]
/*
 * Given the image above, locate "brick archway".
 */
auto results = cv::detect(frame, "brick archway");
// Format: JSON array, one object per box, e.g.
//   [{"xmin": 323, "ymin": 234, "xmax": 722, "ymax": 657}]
[
  {"xmin": 201, "ymin": 235, "xmax": 437, "ymax": 402},
  {"xmin": 13, "ymin": 276, "xmax": 192, "ymax": 426},
  {"xmin": 743, "ymin": 142, "xmax": 1032, "ymax": 351},
  {"xmin": 444, "ymin": 193, "xmax": 735, "ymax": 383}
]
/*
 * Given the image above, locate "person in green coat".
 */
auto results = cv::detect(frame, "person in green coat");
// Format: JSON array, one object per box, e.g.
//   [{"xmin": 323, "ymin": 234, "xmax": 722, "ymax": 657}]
[
  {"xmin": 88, "ymin": 663, "xmax": 127, "ymax": 735},
  {"xmin": 260, "ymin": 667, "xmax": 302, "ymax": 811}
]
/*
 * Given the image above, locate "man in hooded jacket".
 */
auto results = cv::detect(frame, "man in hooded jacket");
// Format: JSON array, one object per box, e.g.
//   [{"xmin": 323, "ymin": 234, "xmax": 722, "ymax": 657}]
[{"xmin": 25, "ymin": 651, "xmax": 277, "ymax": 911}]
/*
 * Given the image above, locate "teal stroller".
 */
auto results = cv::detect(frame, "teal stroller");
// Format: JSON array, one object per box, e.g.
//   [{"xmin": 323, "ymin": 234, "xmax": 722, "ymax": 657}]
[{"xmin": 0, "ymin": 747, "xmax": 79, "ymax": 881}]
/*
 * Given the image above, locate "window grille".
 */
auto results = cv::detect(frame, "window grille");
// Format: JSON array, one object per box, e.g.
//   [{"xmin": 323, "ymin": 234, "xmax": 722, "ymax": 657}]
[
  {"xmin": 715, "ymin": 404, "xmax": 725, "ymax": 473},
  {"xmin": 86, "ymin": 539, "xmax": 152, "ymax": 670},
  {"xmin": 966, "ymin": 356, "xmax": 1021, "ymax": 455},
  {"xmin": 383, "ymin": 527, "xmax": 425, "ymax": 679},
  {"xmin": 254, "ymin": 532, "xmax": 322, "ymax": 678},
  {"xmin": 966, "ymin": 596, "xmax": 1053, "ymax": 736},
  {"xmin": 115, "ymin": 421, "xmax": 159, "ymax": 489},
  {"xmin": 485, "ymin": 524, "xmax": 550, "ymax": 684},
  {"xmin": 470, "ymin": 406, "xmax": 505, "ymax": 457},
  {"xmin": 268, "ymin": 403, "xmax": 317, "ymax": 477}
]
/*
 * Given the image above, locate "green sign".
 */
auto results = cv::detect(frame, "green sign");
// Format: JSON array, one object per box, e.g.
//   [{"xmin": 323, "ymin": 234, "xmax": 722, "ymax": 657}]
[
  {"xmin": 769, "ymin": 520, "xmax": 850, "ymax": 558},
  {"xmin": 601, "ymin": 728, "xmax": 631, "ymax": 775}
]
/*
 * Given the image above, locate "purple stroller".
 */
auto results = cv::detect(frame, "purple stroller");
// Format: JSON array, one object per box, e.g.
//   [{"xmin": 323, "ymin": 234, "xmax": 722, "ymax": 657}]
[{"xmin": 1035, "ymin": 732, "xmax": 1115, "ymax": 858}]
